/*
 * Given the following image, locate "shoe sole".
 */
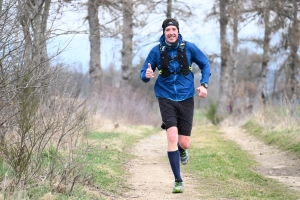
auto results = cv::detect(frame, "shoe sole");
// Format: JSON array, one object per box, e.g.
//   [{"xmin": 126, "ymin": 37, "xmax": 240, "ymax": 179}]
[{"xmin": 173, "ymin": 188, "xmax": 183, "ymax": 193}]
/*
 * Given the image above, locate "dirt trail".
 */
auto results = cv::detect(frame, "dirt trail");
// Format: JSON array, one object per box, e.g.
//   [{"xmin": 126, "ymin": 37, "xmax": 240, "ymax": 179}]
[
  {"xmin": 123, "ymin": 131, "xmax": 201, "ymax": 200},
  {"xmin": 123, "ymin": 126, "xmax": 300, "ymax": 199},
  {"xmin": 222, "ymin": 126, "xmax": 300, "ymax": 191}
]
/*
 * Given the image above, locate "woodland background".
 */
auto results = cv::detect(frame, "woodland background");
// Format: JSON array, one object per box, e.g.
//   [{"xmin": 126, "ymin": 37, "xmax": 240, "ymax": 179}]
[
  {"xmin": 0, "ymin": 0, "xmax": 299, "ymax": 198},
  {"xmin": 56, "ymin": 0, "xmax": 300, "ymax": 119}
]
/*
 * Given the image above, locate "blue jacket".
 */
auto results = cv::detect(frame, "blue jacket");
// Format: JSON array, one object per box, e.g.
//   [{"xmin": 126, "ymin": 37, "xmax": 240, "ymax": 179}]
[{"xmin": 140, "ymin": 34, "xmax": 211, "ymax": 101}]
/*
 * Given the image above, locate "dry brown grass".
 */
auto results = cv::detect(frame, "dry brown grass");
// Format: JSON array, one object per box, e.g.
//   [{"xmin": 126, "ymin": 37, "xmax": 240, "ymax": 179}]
[
  {"xmin": 89, "ymin": 87, "xmax": 161, "ymax": 128},
  {"xmin": 253, "ymin": 101, "xmax": 299, "ymax": 131}
]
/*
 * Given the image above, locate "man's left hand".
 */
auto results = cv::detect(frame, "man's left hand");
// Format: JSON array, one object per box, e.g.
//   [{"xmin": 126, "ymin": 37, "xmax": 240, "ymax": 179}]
[{"xmin": 196, "ymin": 86, "xmax": 207, "ymax": 98}]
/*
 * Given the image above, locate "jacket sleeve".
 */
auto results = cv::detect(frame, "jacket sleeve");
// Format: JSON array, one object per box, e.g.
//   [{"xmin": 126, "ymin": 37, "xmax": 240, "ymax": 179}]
[
  {"xmin": 140, "ymin": 45, "xmax": 160, "ymax": 83},
  {"xmin": 189, "ymin": 42, "xmax": 211, "ymax": 84}
]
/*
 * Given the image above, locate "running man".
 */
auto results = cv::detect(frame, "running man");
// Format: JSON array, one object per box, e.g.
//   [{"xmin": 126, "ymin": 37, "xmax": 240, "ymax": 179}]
[{"xmin": 140, "ymin": 18, "xmax": 211, "ymax": 193}]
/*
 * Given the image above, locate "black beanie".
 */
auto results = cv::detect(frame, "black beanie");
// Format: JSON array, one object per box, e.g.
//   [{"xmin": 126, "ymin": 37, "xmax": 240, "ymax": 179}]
[{"xmin": 162, "ymin": 18, "xmax": 179, "ymax": 33}]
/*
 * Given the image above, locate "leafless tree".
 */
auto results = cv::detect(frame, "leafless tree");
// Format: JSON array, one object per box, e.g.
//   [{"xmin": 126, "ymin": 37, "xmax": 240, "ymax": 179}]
[
  {"xmin": 227, "ymin": 0, "xmax": 240, "ymax": 114},
  {"xmin": 252, "ymin": 0, "xmax": 271, "ymax": 111},
  {"xmin": 217, "ymin": 0, "xmax": 231, "ymax": 119},
  {"xmin": 133, "ymin": 0, "xmax": 196, "ymax": 55},
  {"xmin": 87, "ymin": 0, "xmax": 102, "ymax": 93},
  {"xmin": 166, "ymin": 0, "xmax": 172, "ymax": 18},
  {"xmin": 85, "ymin": 0, "xmax": 122, "ymax": 91},
  {"xmin": 121, "ymin": 0, "xmax": 133, "ymax": 85},
  {"xmin": 286, "ymin": 0, "xmax": 299, "ymax": 97},
  {"xmin": 0, "ymin": 0, "xmax": 91, "ymax": 194},
  {"xmin": 267, "ymin": 0, "xmax": 300, "ymax": 100},
  {"xmin": 247, "ymin": 0, "xmax": 300, "ymax": 109}
]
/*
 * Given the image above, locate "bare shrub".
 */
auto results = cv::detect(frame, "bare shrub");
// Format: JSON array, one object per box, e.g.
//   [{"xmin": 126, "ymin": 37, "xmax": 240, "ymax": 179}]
[
  {"xmin": 0, "ymin": 0, "xmax": 92, "ymax": 197},
  {"xmin": 0, "ymin": 66, "xmax": 92, "ymax": 195},
  {"xmin": 91, "ymin": 86, "xmax": 161, "ymax": 128}
]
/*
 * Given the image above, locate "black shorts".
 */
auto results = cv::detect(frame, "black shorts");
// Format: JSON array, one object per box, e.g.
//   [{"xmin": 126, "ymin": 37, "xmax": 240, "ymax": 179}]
[{"xmin": 158, "ymin": 97, "xmax": 194, "ymax": 136}]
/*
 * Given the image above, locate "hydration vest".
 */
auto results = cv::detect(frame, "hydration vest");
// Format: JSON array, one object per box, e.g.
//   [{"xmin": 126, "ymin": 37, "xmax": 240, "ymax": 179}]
[{"xmin": 159, "ymin": 41, "xmax": 192, "ymax": 78}]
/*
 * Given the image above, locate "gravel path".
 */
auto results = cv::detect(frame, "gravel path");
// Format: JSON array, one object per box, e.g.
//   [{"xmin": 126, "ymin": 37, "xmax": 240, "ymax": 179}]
[
  {"xmin": 124, "ymin": 131, "xmax": 201, "ymax": 200},
  {"xmin": 122, "ymin": 126, "xmax": 300, "ymax": 200},
  {"xmin": 222, "ymin": 126, "xmax": 300, "ymax": 191}
]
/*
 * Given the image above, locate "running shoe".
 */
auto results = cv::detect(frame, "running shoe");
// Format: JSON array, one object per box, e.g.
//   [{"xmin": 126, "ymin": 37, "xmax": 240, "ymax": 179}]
[
  {"xmin": 180, "ymin": 149, "xmax": 189, "ymax": 165},
  {"xmin": 172, "ymin": 181, "xmax": 184, "ymax": 193}
]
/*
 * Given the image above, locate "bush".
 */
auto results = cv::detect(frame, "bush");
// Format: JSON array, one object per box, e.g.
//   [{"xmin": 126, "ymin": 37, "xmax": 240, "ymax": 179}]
[{"xmin": 206, "ymin": 101, "xmax": 220, "ymax": 125}]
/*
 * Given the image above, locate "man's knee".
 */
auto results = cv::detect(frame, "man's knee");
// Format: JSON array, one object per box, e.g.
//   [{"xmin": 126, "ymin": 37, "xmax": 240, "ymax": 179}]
[
  {"xmin": 179, "ymin": 135, "xmax": 191, "ymax": 149},
  {"xmin": 168, "ymin": 135, "xmax": 177, "ymax": 144},
  {"xmin": 179, "ymin": 142, "xmax": 190, "ymax": 149},
  {"xmin": 167, "ymin": 127, "xmax": 178, "ymax": 143}
]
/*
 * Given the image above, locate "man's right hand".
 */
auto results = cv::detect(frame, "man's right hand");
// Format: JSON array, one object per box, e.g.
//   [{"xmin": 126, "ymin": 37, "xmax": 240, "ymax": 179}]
[{"xmin": 146, "ymin": 63, "xmax": 155, "ymax": 79}]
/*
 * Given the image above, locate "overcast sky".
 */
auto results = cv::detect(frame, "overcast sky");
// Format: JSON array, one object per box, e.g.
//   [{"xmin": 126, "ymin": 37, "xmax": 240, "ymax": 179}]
[{"xmin": 49, "ymin": 0, "xmax": 260, "ymax": 73}]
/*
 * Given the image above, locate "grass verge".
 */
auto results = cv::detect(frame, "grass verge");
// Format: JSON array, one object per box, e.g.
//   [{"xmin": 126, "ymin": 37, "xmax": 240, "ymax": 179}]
[
  {"xmin": 0, "ymin": 125, "xmax": 159, "ymax": 199},
  {"xmin": 242, "ymin": 120, "xmax": 300, "ymax": 157},
  {"xmin": 183, "ymin": 125, "xmax": 300, "ymax": 199},
  {"xmin": 81, "ymin": 125, "xmax": 159, "ymax": 199}
]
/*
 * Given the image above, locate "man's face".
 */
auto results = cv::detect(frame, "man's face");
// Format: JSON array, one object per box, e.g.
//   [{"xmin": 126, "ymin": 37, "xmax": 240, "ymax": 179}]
[{"xmin": 164, "ymin": 25, "xmax": 178, "ymax": 44}]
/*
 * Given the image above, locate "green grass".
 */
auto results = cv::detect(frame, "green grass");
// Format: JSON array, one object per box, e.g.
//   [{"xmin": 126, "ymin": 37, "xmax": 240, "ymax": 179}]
[
  {"xmin": 78, "ymin": 126, "xmax": 159, "ymax": 198},
  {"xmin": 242, "ymin": 120, "xmax": 300, "ymax": 157},
  {"xmin": 2, "ymin": 112, "xmax": 300, "ymax": 199},
  {"xmin": 84, "ymin": 146, "xmax": 129, "ymax": 193},
  {"xmin": 183, "ymin": 125, "xmax": 300, "ymax": 199},
  {"xmin": 0, "ymin": 126, "xmax": 159, "ymax": 199},
  {"xmin": 0, "ymin": 158, "xmax": 12, "ymax": 180},
  {"xmin": 88, "ymin": 131, "xmax": 121, "ymax": 140}
]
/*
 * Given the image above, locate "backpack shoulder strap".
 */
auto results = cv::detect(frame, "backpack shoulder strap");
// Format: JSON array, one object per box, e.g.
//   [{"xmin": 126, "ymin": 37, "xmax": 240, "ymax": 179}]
[
  {"xmin": 178, "ymin": 41, "xmax": 186, "ymax": 51},
  {"xmin": 177, "ymin": 41, "xmax": 192, "ymax": 75},
  {"xmin": 159, "ymin": 44, "xmax": 171, "ymax": 78}
]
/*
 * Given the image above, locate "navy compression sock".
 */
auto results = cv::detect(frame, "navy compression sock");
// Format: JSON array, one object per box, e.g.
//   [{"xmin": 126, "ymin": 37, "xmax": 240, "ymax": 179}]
[
  {"xmin": 178, "ymin": 143, "xmax": 184, "ymax": 152},
  {"xmin": 167, "ymin": 150, "xmax": 182, "ymax": 182}
]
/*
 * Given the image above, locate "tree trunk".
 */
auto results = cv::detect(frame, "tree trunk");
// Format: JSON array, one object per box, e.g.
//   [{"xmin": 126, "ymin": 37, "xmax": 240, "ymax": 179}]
[
  {"xmin": 19, "ymin": 0, "xmax": 51, "ymax": 78},
  {"xmin": 88, "ymin": 0, "xmax": 102, "ymax": 93},
  {"xmin": 121, "ymin": 0, "xmax": 133, "ymax": 86},
  {"xmin": 217, "ymin": 0, "xmax": 231, "ymax": 119},
  {"xmin": 0, "ymin": 0, "xmax": 3, "ymax": 15},
  {"xmin": 287, "ymin": 0, "xmax": 299, "ymax": 98},
  {"xmin": 166, "ymin": 0, "xmax": 172, "ymax": 18},
  {"xmin": 229, "ymin": 0, "xmax": 239, "ymax": 114},
  {"xmin": 253, "ymin": 3, "xmax": 270, "ymax": 111}
]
